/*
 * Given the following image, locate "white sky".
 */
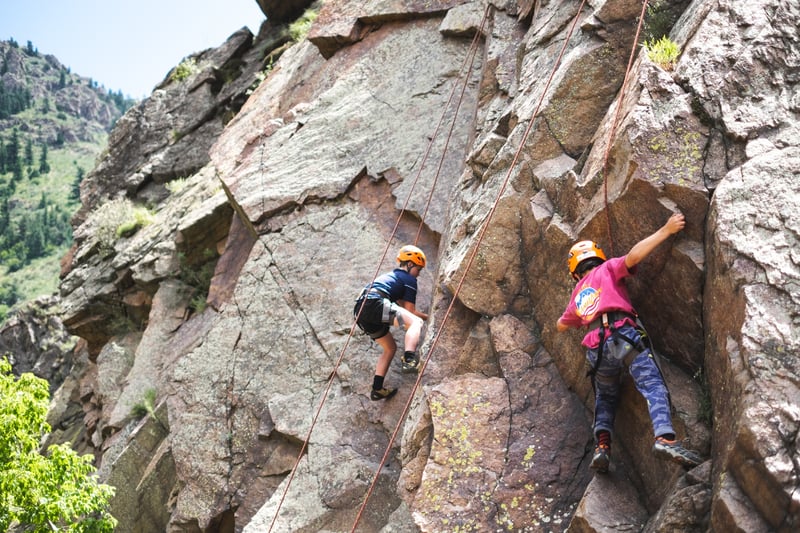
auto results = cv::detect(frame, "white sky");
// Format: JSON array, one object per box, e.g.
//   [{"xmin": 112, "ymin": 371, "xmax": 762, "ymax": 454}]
[{"xmin": 1, "ymin": 0, "xmax": 266, "ymax": 99}]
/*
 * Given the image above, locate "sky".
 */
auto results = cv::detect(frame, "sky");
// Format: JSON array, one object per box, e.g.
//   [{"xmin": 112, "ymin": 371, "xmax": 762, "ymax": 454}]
[{"xmin": 1, "ymin": 0, "xmax": 267, "ymax": 99}]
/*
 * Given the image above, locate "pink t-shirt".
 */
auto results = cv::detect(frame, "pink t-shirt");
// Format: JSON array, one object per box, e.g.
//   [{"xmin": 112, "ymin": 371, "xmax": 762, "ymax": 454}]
[{"xmin": 559, "ymin": 256, "xmax": 638, "ymax": 348}]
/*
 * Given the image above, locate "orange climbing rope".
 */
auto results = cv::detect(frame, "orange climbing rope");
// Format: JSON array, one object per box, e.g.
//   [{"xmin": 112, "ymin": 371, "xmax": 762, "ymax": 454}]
[
  {"xmin": 600, "ymin": 0, "xmax": 651, "ymax": 255},
  {"xmin": 349, "ymin": 0, "xmax": 590, "ymax": 529},
  {"xmin": 266, "ymin": 6, "xmax": 491, "ymax": 531},
  {"xmin": 413, "ymin": 6, "xmax": 488, "ymax": 246},
  {"xmin": 269, "ymin": 0, "xmax": 651, "ymax": 527}
]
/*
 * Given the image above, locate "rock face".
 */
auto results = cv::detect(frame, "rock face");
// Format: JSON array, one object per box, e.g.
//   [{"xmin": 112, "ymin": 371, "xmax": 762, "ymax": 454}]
[{"xmin": 38, "ymin": 0, "xmax": 800, "ymax": 531}]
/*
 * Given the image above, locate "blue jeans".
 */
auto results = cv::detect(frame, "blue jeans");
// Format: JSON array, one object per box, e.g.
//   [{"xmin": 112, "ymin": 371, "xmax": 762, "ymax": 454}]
[{"xmin": 587, "ymin": 324, "xmax": 674, "ymax": 439}]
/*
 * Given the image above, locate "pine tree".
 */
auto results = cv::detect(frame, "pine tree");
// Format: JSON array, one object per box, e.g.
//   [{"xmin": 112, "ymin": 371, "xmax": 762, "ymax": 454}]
[
  {"xmin": 25, "ymin": 214, "xmax": 46, "ymax": 258},
  {"xmin": 6, "ymin": 130, "xmax": 21, "ymax": 178},
  {"xmin": 24, "ymin": 137, "xmax": 34, "ymax": 166},
  {"xmin": 71, "ymin": 166, "xmax": 85, "ymax": 200},
  {"xmin": 38, "ymin": 142, "xmax": 50, "ymax": 174}
]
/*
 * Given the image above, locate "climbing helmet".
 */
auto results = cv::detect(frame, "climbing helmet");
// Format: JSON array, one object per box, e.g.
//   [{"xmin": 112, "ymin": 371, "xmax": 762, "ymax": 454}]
[
  {"xmin": 397, "ymin": 245, "xmax": 426, "ymax": 268},
  {"xmin": 567, "ymin": 240, "xmax": 606, "ymax": 276}
]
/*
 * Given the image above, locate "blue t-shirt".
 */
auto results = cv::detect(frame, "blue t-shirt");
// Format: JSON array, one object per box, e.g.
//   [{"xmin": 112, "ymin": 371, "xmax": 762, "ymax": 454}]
[{"xmin": 367, "ymin": 268, "xmax": 418, "ymax": 304}]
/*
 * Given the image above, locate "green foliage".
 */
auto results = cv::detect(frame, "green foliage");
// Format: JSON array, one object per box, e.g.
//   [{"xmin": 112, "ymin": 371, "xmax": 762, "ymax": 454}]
[
  {"xmin": 0, "ymin": 279, "xmax": 20, "ymax": 321},
  {"xmin": 165, "ymin": 177, "xmax": 188, "ymax": 194},
  {"xmin": 38, "ymin": 142, "xmax": 50, "ymax": 174},
  {"xmin": 115, "ymin": 204, "xmax": 155, "ymax": 238},
  {"xmin": 0, "ymin": 39, "xmax": 118, "ymax": 314},
  {"xmin": 190, "ymin": 294, "xmax": 208, "ymax": 313},
  {"xmin": 289, "ymin": 8, "xmax": 319, "ymax": 42},
  {"xmin": 131, "ymin": 387, "xmax": 158, "ymax": 421},
  {"xmin": 178, "ymin": 249, "xmax": 217, "ymax": 313},
  {"xmin": 643, "ymin": 36, "xmax": 680, "ymax": 71},
  {"xmin": 643, "ymin": 0, "xmax": 682, "ymax": 43},
  {"xmin": 170, "ymin": 58, "xmax": 199, "ymax": 82},
  {"xmin": 247, "ymin": 56, "xmax": 276, "ymax": 96},
  {"xmin": 0, "ymin": 181, "xmax": 74, "ymax": 273},
  {"xmin": 0, "ymin": 80, "xmax": 33, "ymax": 119},
  {"xmin": 0, "ymin": 358, "xmax": 117, "ymax": 531},
  {"xmin": 86, "ymin": 198, "xmax": 154, "ymax": 254}
]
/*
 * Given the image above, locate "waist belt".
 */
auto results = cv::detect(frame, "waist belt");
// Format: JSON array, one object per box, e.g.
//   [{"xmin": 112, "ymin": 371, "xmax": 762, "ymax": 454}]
[
  {"xmin": 357, "ymin": 287, "xmax": 389, "ymax": 300},
  {"xmin": 588, "ymin": 311, "xmax": 635, "ymax": 331}
]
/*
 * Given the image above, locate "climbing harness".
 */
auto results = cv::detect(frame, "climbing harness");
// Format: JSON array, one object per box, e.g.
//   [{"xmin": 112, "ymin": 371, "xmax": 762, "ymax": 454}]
[
  {"xmin": 586, "ymin": 311, "xmax": 640, "ymax": 379},
  {"xmin": 586, "ymin": 311, "xmax": 673, "ymax": 412}
]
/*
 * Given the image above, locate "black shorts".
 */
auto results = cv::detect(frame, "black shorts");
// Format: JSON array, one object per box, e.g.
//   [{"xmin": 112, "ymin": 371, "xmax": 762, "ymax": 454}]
[{"xmin": 354, "ymin": 297, "xmax": 395, "ymax": 339}]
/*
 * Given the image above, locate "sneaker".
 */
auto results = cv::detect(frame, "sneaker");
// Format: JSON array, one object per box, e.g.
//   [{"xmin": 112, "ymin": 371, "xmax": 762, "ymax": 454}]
[
  {"xmin": 370, "ymin": 387, "xmax": 398, "ymax": 401},
  {"xmin": 590, "ymin": 443, "xmax": 610, "ymax": 473},
  {"xmin": 401, "ymin": 354, "xmax": 420, "ymax": 373},
  {"xmin": 653, "ymin": 436, "xmax": 703, "ymax": 468}
]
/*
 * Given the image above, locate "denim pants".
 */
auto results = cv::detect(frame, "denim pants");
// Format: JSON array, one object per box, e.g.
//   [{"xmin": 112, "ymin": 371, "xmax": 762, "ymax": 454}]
[{"xmin": 587, "ymin": 323, "xmax": 674, "ymax": 438}]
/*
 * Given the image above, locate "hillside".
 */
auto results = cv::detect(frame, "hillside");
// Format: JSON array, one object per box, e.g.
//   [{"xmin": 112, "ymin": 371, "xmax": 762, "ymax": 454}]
[{"xmin": 0, "ymin": 38, "xmax": 134, "ymax": 320}]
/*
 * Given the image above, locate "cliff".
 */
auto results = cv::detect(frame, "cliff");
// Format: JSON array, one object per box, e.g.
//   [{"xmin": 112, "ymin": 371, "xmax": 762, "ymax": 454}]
[{"xmin": 29, "ymin": 0, "xmax": 800, "ymax": 531}]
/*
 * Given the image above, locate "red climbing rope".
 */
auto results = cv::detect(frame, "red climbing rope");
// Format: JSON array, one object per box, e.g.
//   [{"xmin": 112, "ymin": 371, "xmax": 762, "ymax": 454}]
[
  {"xmin": 413, "ymin": 8, "xmax": 487, "ymax": 246},
  {"xmin": 600, "ymin": 0, "xmax": 650, "ymax": 255},
  {"xmin": 266, "ymin": 6, "xmax": 490, "ymax": 531},
  {"xmin": 350, "ymin": 0, "xmax": 589, "ymax": 530}
]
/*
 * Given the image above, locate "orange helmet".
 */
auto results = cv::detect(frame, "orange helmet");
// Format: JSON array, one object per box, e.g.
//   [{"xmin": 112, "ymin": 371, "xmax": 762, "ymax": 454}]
[
  {"xmin": 397, "ymin": 245, "xmax": 426, "ymax": 268},
  {"xmin": 567, "ymin": 240, "xmax": 606, "ymax": 276}
]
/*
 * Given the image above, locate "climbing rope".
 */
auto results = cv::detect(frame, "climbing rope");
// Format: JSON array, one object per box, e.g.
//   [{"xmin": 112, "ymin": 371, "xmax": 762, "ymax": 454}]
[
  {"xmin": 600, "ymin": 0, "xmax": 650, "ymax": 255},
  {"xmin": 350, "ymin": 0, "xmax": 590, "ymax": 529},
  {"xmin": 266, "ymin": 6, "xmax": 490, "ymax": 531},
  {"xmin": 413, "ymin": 5, "xmax": 488, "ymax": 246},
  {"xmin": 270, "ymin": 0, "xmax": 650, "ymax": 527}
]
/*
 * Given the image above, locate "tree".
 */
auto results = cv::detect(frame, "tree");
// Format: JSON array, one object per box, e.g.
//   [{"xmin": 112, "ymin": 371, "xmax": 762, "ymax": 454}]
[
  {"xmin": 24, "ymin": 214, "xmax": 46, "ymax": 258},
  {"xmin": 0, "ymin": 358, "xmax": 117, "ymax": 532},
  {"xmin": 71, "ymin": 166, "xmax": 85, "ymax": 200},
  {"xmin": 5, "ymin": 129, "xmax": 20, "ymax": 174},
  {"xmin": 24, "ymin": 137, "xmax": 34, "ymax": 167},
  {"xmin": 38, "ymin": 142, "xmax": 50, "ymax": 174}
]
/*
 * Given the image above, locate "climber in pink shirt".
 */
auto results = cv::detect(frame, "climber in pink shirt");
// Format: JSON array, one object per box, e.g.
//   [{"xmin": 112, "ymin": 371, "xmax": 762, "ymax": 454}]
[{"xmin": 557, "ymin": 213, "xmax": 703, "ymax": 473}]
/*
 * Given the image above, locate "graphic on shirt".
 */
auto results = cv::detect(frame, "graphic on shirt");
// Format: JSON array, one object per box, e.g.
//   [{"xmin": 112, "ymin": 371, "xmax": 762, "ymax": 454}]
[{"xmin": 575, "ymin": 286, "xmax": 601, "ymax": 321}]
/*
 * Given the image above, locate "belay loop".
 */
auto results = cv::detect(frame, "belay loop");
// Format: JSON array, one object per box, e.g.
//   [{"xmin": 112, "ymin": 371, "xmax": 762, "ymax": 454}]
[
  {"xmin": 586, "ymin": 313, "xmax": 673, "ymax": 411},
  {"xmin": 586, "ymin": 312, "xmax": 646, "ymax": 381}
]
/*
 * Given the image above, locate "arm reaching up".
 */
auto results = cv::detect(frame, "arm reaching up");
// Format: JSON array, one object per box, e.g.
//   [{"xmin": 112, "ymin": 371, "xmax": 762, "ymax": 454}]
[{"xmin": 625, "ymin": 213, "xmax": 685, "ymax": 269}]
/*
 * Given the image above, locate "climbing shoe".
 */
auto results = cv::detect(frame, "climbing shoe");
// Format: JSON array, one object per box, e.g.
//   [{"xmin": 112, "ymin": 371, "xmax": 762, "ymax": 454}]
[
  {"xmin": 401, "ymin": 353, "xmax": 420, "ymax": 373},
  {"xmin": 370, "ymin": 387, "xmax": 398, "ymax": 401},
  {"xmin": 653, "ymin": 436, "xmax": 703, "ymax": 468},
  {"xmin": 590, "ymin": 443, "xmax": 611, "ymax": 473},
  {"xmin": 590, "ymin": 431, "xmax": 611, "ymax": 473}
]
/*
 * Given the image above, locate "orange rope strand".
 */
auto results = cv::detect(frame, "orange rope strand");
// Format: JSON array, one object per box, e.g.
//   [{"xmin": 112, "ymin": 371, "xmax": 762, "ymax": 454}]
[
  {"xmin": 600, "ymin": 0, "xmax": 650, "ymax": 255},
  {"xmin": 350, "ymin": 1, "xmax": 589, "ymax": 530},
  {"xmin": 266, "ymin": 6, "xmax": 491, "ymax": 531}
]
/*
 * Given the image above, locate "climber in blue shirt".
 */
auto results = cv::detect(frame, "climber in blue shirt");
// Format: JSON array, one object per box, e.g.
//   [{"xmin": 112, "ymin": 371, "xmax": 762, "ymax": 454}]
[{"xmin": 354, "ymin": 245, "xmax": 429, "ymax": 400}]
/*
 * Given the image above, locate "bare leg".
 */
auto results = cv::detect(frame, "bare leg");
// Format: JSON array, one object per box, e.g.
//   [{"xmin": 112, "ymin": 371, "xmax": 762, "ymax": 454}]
[
  {"xmin": 374, "ymin": 333, "xmax": 397, "ymax": 378},
  {"xmin": 395, "ymin": 307, "xmax": 423, "ymax": 352}
]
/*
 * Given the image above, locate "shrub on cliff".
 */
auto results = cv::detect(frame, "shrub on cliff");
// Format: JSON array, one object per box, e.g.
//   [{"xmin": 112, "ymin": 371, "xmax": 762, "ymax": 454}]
[{"xmin": 0, "ymin": 358, "xmax": 117, "ymax": 532}]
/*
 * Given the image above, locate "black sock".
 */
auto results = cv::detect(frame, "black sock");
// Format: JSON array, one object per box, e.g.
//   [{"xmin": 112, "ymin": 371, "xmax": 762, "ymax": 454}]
[
  {"xmin": 404, "ymin": 350, "xmax": 416, "ymax": 360},
  {"xmin": 373, "ymin": 375, "xmax": 384, "ymax": 390}
]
